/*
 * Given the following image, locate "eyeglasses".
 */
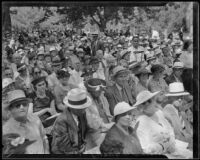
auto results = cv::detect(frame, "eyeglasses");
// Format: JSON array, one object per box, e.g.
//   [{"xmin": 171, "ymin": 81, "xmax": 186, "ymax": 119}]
[
  {"xmin": 11, "ymin": 101, "xmax": 29, "ymax": 109},
  {"xmin": 5, "ymin": 73, "xmax": 12, "ymax": 77},
  {"xmin": 34, "ymin": 71, "xmax": 41, "ymax": 74}
]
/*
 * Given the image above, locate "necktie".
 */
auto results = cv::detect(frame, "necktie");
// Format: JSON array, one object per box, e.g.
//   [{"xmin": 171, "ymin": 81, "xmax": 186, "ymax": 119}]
[
  {"xmin": 77, "ymin": 117, "xmax": 83, "ymax": 147},
  {"xmin": 121, "ymin": 87, "xmax": 129, "ymax": 104},
  {"xmin": 179, "ymin": 112, "xmax": 185, "ymax": 129}
]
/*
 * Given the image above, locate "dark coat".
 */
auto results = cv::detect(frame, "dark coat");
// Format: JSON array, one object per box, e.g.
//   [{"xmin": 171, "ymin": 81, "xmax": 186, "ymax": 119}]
[
  {"xmin": 100, "ymin": 124, "xmax": 143, "ymax": 154},
  {"xmin": 104, "ymin": 83, "xmax": 136, "ymax": 115},
  {"xmin": 91, "ymin": 40, "xmax": 104, "ymax": 56},
  {"xmin": 51, "ymin": 108, "xmax": 89, "ymax": 154}
]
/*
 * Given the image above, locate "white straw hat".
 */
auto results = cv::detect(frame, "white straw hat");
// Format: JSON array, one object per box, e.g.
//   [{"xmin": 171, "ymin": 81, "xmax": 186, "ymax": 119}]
[
  {"xmin": 63, "ymin": 88, "xmax": 92, "ymax": 109},
  {"xmin": 172, "ymin": 61, "xmax": 184, "ymax": 69},
  {"xmin": 2, "ymin": 78, "xmax": 14, "ymax": 89},
  {"xmin": 165, "ymin": 82, "xmax": 189, "ymax": 97},
  {"xmin": 133, "ymin": 90, "xmax": 160, "ymax": 107},
  {"xmin": 114, "ymin": 102, "xmax": 137, "ymax": 117}
]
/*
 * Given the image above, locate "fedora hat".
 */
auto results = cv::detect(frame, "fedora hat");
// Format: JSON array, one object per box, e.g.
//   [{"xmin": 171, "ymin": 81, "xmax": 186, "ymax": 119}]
[
  {"xmin": 114, "ymin": 102, "xmax": 137, "ymax": 117},
  {"xmin": 6, "ymin": 90, "xmax": 31, "ymax": 109},
  {"xmin": 172, "ymin": 61, "xmax": 184, "ymax": 69},
  {"xmin": 3, "ymin": 78, "xmax": 15, "ymax": 89},
  {"xmin": 133, "ymin": 90, "xmax": 160, "ymax": 107},
  {"xmin": 165, "ymin": 82, "xmax": 189, "ymax": 97},
  {"xmin": 63, "ymin": 88, "xmax": 92, "ymax": 109},
  {"xmin": 112, "ymin": 66, "xmax": 129, "ymax": 77},
  {"xmin": 49, "ymin": 46, "xmax": 56, "ymax": 52}
]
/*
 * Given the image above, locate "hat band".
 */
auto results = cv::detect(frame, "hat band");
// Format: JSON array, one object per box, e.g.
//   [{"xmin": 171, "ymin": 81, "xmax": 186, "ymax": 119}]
[
  {"xmin": 68, "ymin": 98, "xmax": 87, "ymax": 105},
  {"xmin": 168, "ymin": 91, "xmax": 187, "ymax": 94}
]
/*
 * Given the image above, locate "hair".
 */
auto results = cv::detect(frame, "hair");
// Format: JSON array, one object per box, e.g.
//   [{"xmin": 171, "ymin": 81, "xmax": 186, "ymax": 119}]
[
  {"xmin": 32, "ymin": 76, "xmax": 48, "ymax": 90},
  {"xmin": 56, "ymin": 70, "xmax": 70, "ymax": 79}
]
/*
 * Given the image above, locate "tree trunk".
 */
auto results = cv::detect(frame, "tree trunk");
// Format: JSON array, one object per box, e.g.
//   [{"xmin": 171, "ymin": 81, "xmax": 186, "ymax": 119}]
[{"xmin": 2, "ymin": 4, "xmax": 11, "ymax": 33}]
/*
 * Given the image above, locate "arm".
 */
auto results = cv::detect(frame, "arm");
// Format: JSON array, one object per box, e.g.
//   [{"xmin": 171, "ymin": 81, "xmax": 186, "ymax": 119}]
[{"xmin": 51, "ymin": 118, "xmax": 80, "ymax": 154}]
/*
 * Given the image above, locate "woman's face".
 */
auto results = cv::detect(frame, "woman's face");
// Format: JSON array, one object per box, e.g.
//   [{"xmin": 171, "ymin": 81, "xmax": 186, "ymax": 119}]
[
  {"xmin": 117, "ymin": 111, "xmax": 132, "ymax": 127},
  {"xmin": 138, "ymin": 99, "xmax": 156, "ymax": 116},
  {"xmin": 139, "ymin": 74, "xmax": 149, "ymax": 84},
  {"xmin": 35, "ymin": 80, "xmax": 46, "ymax": 93},
  {"xmin": 115, "ymin": 72, "xmax": 129, "ymax": 87}
]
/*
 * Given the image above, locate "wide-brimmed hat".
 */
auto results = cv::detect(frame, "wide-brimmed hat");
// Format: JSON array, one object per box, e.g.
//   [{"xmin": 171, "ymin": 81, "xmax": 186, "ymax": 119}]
[
  {"xmin": 172, "ymin": 61, "xmax": 184, "ymax": 69},
  {"xmin": 114, "ymin": 102, "xmax": 137, "ymax": 117},
  {"xmin": 120, "ymin": 50, "xmax": 130, "ymax": 59},
  {"xmin": 112, "ymin": 66, "xmax": 129, "ymax": 77},
  {"xmin": 52, "ymin": 56, "xmax": 62, "ymax": 66},
  {"xmin": 63, "ymin": 88, "xmax": 92, "ymax": 109},
  {"xmin": 133, "ymin": 90, "xmax": 160, "ymax": 107},
  {"xmin": 85, "ymin": 78, "xmax": 106, "ymax": 92},
  {"xmin": 135, "ymin": 67, "xmax": 151, "ymax": 76},
  {"xmin": 89, "ymin": 58, "xmax": 100, "ymax": 65},
  {"xmin": 165, "ymin": 82, "xmax": 189, "ymax": 97},
  {"xmin": 3, "ymin": 78, "xmax": 15, "ymax": 89},
  {"xmin": 37, "ymin": 51, "xmax": 45, "ymax": 56},
  {"xmin": 6, "ymin": 90, "xmax": 32, "ymax": 109}
]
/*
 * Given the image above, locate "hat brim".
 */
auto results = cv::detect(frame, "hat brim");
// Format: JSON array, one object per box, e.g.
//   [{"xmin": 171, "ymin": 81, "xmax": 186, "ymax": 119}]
[
  {"xmin": 113, "ymin": 106, "xmax": 137, "ymax": 118},
  {"xmin": 8, "ymin": 98, "xmax": 32, "ymax": 109},
  {"xmin": 112, "ymin": 69, "xmax": 129, "ymax": 78},
  {"xmin": 133, "ymin": 91, "xmax": 160, "ymax": 107},
  {"xmin": 63, "ymin": 96, "xmax": 92, "ymax": 109},
  {"xmin": 165, "ymin": 92, "xmax": 189, "ymax": 97}
]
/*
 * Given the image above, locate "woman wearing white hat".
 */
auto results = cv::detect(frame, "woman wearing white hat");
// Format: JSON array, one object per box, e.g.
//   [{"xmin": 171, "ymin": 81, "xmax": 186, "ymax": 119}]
[
  {"xmin": 163, "ymin": 82, "xmax": 193, "ymax": 150},
  {"xmin": 100, "ymin": 102, "xmax": 143, "ymax": 154},
  {"xmin": 134, "ymin": 90, "xmax": 192, "ymax": 158}
]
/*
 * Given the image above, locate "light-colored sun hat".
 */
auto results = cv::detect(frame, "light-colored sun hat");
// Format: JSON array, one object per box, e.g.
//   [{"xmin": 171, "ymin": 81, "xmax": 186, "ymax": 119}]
[
  {"xmin": 49, "ymin": 46, "xmax": 56, "ymax": 52},
  {"xmin": 6, "ymin": 90, "xmax": 32, "ymax": 109},
  {"xmin": 63, "ymin": 88, "xmax": 92, "ymax": 109},
  {"xmin": 133, "ymin": 90, "xmax": 160, "ymax": 107},
  {"xmin": 172, "ymin": 61, "xmax": 184, "ymax": 69},
  {"xmin": 112, "ymin": 66, "xmax": 129, "ymax": 77},
  {"xmin": 2, "ymin": 78, "xmax": 14, "ymax": 89},
  {"xmin": 165, "ymin": 82, "xmax": 189, "ymax": 97},
  {"xmin": 114, "ymin": 102, "xmax": 137, "ymax": 117}
]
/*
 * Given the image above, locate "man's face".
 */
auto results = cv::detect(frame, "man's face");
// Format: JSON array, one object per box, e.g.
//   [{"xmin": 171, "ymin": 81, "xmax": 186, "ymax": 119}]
[
  {"xmin": 35, "ymin": 80, "xmax": 46, "ymax": 93},
  {"xmin": 10, "ymin": 100, "xmax": 29, "ymax": 120},
  {"xmin": 74, "ymin": 62, "xmax": 82, "ymax": 72},
  {"xmin": 50, "ymin": 51, "xmax": 57, "ymax": 57},
  {"xmin": 45, "ymin": 56, "xmax": 51, "ymax": 63},
  {"xmin": 115, "ymin": 72, "xmax": 129, "ymax": 86},
  {"xmin": 53, "ymin": 64, "xmax": 62, "ymax": 73},
  {"xmin": 92, "ymin": 62, "xmax": 100, "ymax": 71},
  {"xmin": 173, "ymin": 68, "xmax": 183, "ymax": 77},
  {"xmin": 14, "ymin": 56, "xmax": 22, "ymax": 65},
  {"xmin": 37, "ymin": 55, "xmax": 44, "ymax": 61},
  {"xmin": 5, "ymin": 69, "xmax": 13, "ymax": 79},
  {"xmin": 60, "ymin": 77, "xmax": 70, "ymax": 86},
  {"xmin": 132, "ymin": 38, "xmax": 139, "ymax": 48}
]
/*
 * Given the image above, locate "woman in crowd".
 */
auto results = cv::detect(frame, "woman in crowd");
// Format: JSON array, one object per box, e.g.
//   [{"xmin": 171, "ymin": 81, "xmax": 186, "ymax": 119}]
[
  {"xmin": 100, "ymin": 102, "xmax": 143, "ymax": 154},
  {"xmin": 134, "ymin": 90, "xmax": 192, "ymax": 158}
]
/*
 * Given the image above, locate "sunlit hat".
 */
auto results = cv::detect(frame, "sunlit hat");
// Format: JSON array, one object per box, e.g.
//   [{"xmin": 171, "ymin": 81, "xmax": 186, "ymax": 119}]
[
  {"xmin": 76, "ymin": 48, "xmax": 84, "ymax": 53},
  {"xmin": 114, "ymin": 102, "xmax": 137, "ymax": 117},
  {"xmin": 6, "ymin": 90, "xmax": 32, "ymax": 109},
  {"xmin": 172, "ymin": 61, "xmax": 184, "ymax": 69},
  {"xmin": 112, "ymin": 66, "xmax": 129, "ymax": 77},
  {"xmin": 133, "ymin": 90, "xmax": 160, "ymax": 107},
  {"xmin": 63, "ymin": 88, "xmax": 92, "ymax": 109},
  {"xmin": 175, "ymin": 48, "xmax": 182, "ymax": 55},
  {"xmin": 2, "ymin": 78, "xmax": 14, "ymax": 89},
  {"xmin": 165, "ymin": 82, "xmax": 189, "ymax": 97},
  {"xmin": 49, "ymin": 46, "xmax": 56, "ymax": 52}
]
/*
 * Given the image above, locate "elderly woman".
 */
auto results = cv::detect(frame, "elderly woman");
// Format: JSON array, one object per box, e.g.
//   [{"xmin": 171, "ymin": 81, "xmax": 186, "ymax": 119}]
[
  {"xmin": 163, "ymin": 82, "xmax": 193, "ymax": 150},
  {"xmin": 100, "ymin": 102, "xmax": 143, "ymax": 154},
  {"xmin": 134, "ymin": 90, "xmax": 192, "ymax": 158}
]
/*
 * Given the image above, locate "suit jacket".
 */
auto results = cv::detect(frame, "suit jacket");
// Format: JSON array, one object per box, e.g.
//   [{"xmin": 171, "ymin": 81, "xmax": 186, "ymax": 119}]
[
  {"xmin": 100, "ymin": 124, "xmax": 143, "ymax": 154},
  {"xmin": 91, "ymin": 40, "xmax": 104, "ymax": 56},
  {"xmin": 104, "ymin": 83, "xmax": 136, "ymax": 116},
  {"xmin": 51, "ymin": 108, "xmax": 89, "ymax": 154},
  {"xmin": 163, "ymin": 104, "xmax": 192, "ymax": 144}
]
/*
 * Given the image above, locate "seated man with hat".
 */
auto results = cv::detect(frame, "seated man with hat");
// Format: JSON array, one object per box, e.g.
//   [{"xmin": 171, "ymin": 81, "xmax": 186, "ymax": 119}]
[
  {"xmin": 163, "ymin": 82, "xmax": 193, "ymax": 150},
  {"xmin": 51, "ymin": 88, "xmax": 93, "ymax": 154},
  {"xmin": 104, "ymin": 66, "xmax": 136, "ymax": 115},
  {"xmin": 3, "ymin": 90, "xmax": 49, "ymax": 154},
  {"xmin": 164, "ymin": 61, "xmax": 184, "ymax": 85}
]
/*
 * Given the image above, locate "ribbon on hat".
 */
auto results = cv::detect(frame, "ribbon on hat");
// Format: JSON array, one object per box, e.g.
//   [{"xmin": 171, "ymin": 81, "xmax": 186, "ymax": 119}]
[{"xmin": 87, "ymin": 83, "xmax": 106, "ymax": 91}]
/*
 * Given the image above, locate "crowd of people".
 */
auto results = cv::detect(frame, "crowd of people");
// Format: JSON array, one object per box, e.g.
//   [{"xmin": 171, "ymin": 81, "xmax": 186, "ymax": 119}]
[{"xmin": 2, "ymin": 27, "xmax": 193, "ymax": 158}]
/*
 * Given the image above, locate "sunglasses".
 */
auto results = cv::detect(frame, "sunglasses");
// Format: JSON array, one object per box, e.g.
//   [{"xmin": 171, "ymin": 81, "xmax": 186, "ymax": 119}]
[
  {"xmin": 11, "ymin": 101, "xmax": 29, "ymax": 109},
  {"xmin": 5, "ymin": 73, "xmax": 12, "ymax": 76}
]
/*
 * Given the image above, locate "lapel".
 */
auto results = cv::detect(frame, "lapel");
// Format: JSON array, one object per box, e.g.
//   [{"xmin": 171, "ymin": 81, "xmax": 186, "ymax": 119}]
[{"xmin": 112, "ymin": 84, "xmax": 123, "ymax": 102}]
